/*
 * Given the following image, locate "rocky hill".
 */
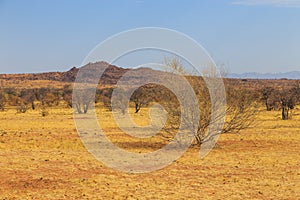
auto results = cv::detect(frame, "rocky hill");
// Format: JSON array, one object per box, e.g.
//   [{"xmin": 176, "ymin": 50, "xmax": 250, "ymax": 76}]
[
  {"xmin": 0, "ymin": 61, "xmax": 175, "ymax": 87},
  {"xmin": 1, "ymin": 62, "xmax": 299, "ymax": 90},
  {"xmin": 0, "ymin": 61, "xmax": 130, "ymax": 85}
]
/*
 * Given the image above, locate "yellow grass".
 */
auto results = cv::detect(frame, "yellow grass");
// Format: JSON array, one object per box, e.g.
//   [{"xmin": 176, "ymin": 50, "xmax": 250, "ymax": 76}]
[{"xmin": 0, "ymin": 106, "xmax": 300, "ymax": 199}]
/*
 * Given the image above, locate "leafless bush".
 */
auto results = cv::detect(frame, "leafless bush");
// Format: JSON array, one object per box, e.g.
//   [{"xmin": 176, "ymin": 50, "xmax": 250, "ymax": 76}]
[
  {"xmin": 162, "ymin": 57, "xmax": 258, "ymax": 146},
  {"xmin": 16, "ymin": 104, "xmax": 28, "ymax": 113},
  {"xmin": 40, "ymin": 105, "xmax": 49, "ymax": 117}
]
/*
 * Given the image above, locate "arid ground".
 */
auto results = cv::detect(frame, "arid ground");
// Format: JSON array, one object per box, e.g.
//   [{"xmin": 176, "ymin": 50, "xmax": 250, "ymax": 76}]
[{"xmin": 0, "ymin": 106, "xmax": 299, "ymax": 199}]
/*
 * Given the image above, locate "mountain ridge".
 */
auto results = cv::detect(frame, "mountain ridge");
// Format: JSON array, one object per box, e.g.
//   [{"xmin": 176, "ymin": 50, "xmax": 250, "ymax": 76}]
[
  {"xmin": 1, "ymin": 62, "xmax": 300, "ymax": 82},
  {"xmin": 0, "ymin": 62, "xmax": 129, "ymax": 84},
  {"xmin": 228, "ymin": 71, "xmax": 300, "ymax": 80}
]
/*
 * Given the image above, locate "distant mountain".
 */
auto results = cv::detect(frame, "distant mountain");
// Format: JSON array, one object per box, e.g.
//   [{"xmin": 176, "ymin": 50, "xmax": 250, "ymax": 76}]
[
  {"xmin": 1, "ymin": 62, "xmax": 299, "ymax": 84},
  {"xmin": 0, "ymin": 61, "xmax": 129, "ymax": 85},
  {"xmin": 1, "ymin": 62, "xmax": 299, "ymax": 91},
  {"xmin": 0, "ymin": 61, "xmax": 161, "ymax": 86},
  {"xmin": 228, "ymin": 71, "xmax": 300, "ymax": 80}
]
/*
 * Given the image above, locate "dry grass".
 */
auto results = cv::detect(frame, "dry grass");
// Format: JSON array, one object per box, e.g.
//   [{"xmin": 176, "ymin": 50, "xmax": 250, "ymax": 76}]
[
  {"xmin": 0, "ymin": 79, "xmax": 70, "ymax": 89},
  {"xmin": 0, "ymin": 106, "xmax": 299, "ymax": 199}
]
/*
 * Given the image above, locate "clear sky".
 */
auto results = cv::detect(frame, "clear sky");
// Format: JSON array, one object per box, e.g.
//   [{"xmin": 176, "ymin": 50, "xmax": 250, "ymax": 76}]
[{"xmin": 0, "ymin": 0, "xmax": 300, "ymax": 74}]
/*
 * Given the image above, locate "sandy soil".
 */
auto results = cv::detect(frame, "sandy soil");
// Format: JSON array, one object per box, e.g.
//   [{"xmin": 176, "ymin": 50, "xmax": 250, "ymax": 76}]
[{"xmin": 0, "ymin": 107, "xmax": 299, "ymax": 199}]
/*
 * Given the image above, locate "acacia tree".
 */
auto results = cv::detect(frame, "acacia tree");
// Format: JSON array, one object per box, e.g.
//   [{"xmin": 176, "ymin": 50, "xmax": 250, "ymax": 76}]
[
  {"xmin": 3, "ymin": 88, "xmax": 17, "ymax": 106},
  {"xmin": 73, "ymin": 88, "xmax": 95, "ymax": 114},
  {"xmin": 279, "ymin": 87, "xmax": 298, "ymax": 120},
  {"xmin": 111, "ymin": 87, "xmax": 128, "ymax": 115},
  {"xmin": 0, "ymin": 92, "xmax": 6, "ymax": 111},
  {"xmin": 162, "ymin": 57, "xmax": 258, "ymax": 146},
  {"xmin": 167, "ymin": 79, "xmax": 258, "ymax": 145},
  {"xmin": 101, "ymin": 87, "xmax": 114, "ymax": 111},
  {"xmin": 18, "ymin": 89, "xmax": 35, "ymax": 110},
  {"xmin": 62, "ymin": 85, "xmax": 73, "ymax": 108},
  {"xmin": 261, "ymin": 87, "xmax": 276, "ymax": 111},
  {"xmin": 41, "ymin": 92, "xmax": 59, "ymax": 107},
  {"xmin": 130, "ymin": 87, "xmax": 151, "ymax": 113},
  {"xmin": 15, "ymin": 90, "xmax": 30, "ymax": 113}
]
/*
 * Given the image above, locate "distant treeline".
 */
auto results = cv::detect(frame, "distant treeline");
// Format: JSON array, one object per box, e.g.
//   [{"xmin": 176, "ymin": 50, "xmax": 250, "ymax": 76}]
[{"xmin": 0, "ymin": 79, "xmax": 300, "ymax": 120}]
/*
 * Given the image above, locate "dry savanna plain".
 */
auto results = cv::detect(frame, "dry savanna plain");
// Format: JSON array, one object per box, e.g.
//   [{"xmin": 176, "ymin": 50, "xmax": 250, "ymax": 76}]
[
  {"xmin": 0, "ymin": 102, "xmax": 300, "ymax": 199},
  {"xmin": 0, "ymin": 68, "xmax": 300, "ymax": 199}
]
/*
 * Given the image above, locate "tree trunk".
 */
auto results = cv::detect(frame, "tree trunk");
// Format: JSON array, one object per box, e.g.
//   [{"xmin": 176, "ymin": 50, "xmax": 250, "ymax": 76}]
[
  {"xmin": 135, "ymin": 102, "xmax": 140, "ymax": 113},
  {"xmin": 83, "ymin": 104, "xmax": 89, "ymax": 114},
  {"xmin": 31, "ymin": 102, "xmax": 35, "ymax": 110},
  {"xmin": 266, "ymin": 100, "xmax": 272, "ymax": 111},
  {"xmin": 282, "ymin": 106, "xmax": 289, "ymax": 120},
  {"xmin": 75, "ymin": 103, "xmax": 82, "ymax": 114}
]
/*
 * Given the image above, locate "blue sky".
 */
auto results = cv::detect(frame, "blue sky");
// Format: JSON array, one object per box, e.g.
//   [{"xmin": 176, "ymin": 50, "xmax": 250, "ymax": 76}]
[{"xmin": 0, "ymin": 0, "xmax": 299, "ymax": 73}]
